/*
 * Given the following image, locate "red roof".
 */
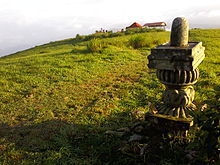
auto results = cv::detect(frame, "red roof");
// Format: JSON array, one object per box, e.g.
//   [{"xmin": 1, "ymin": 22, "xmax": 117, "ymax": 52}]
[
  {"xmin": 126, "ymin": 22, "xmax": 143, "ymax": 29},
  {"xmin": 144, "ymin": 22, "xmax": 166, "ymax": 27}
]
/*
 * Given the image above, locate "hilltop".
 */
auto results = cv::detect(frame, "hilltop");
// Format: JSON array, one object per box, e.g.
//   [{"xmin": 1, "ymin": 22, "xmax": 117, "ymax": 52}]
[{"xmin": 0, "ymin": 29, "xmax": 219, "ymax": 164}]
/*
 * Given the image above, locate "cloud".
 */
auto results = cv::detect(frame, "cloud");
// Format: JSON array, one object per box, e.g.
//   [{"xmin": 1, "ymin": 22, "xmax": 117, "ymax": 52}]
[{"xmin": 1, "ymin": 0, "xmax": 220, "ymax": 56}]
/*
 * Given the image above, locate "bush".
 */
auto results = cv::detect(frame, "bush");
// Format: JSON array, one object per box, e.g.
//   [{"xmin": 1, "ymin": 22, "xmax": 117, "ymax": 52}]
[
  {"xmin": 129, "ymin": 35, "xmax": 154, "ymax": 49},
  {"xmin": 83, "ymin": 33, "xmax": 111, "ymax": 41},
  {"xmin": 87, "ymin": 39, "xmax": 106, "ymax": 53},
  {"xmin": 125, "ymin": 28, "xmax": 142, "ymax": 35},
  {"xmin": 75, "ymin": 34, "xmax": 84, "ymax": 41},
  {"xmin": 109, "ymin": 32, "xmax": 125, "ymax": 38},
  {"xmin": 187, "ymin": 108, "xmax": 220, "ymax": 163},
  {"xmin": 125, "ymin": 27, "xmax": 165, "ymax": 35}
]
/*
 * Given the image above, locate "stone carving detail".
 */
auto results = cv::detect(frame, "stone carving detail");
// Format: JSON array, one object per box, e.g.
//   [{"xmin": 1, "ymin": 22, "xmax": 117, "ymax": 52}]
[
  {"xmin": 156, "ymin": 68, "xmax": 199, "ymax": 85},
  {"xmin": 157, "ymin": 86, "xmax": 196, "ymax": 118},
  {"xmin": 155, "ymin": 68, "xmax": 199, "ymax": 118},
  {"xmin": 148, "ymin": 17, "xmax": 205, "ymax": 119},
  {"xmin": 163, "ymin": 86, "xmax": 195, "ymax": 107}
]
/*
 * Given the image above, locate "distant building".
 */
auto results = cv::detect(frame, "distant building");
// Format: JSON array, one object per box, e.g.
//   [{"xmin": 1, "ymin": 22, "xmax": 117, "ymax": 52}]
[
  {"xmin": 144, "ymin": 22, "xmax": 166, "ymax": 29},
  {"xmin": 126, "ymin": 22, "xmax": 143, "ymax": 29}
]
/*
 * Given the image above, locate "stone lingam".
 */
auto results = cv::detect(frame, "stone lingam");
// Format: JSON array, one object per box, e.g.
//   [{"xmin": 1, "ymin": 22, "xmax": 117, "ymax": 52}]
[{"xmin": 146, "ymin": 17, "xmax": 205, "ymax": 133}]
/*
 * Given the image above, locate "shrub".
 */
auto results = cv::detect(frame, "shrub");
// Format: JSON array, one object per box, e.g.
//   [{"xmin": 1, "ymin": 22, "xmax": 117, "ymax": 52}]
[
  {"xmin": 75, "ymin": 34, "xmax": 83, "ymax": 41},
  {"xmin": 87, "ymin": 39, "xmax": 106, "ymax": 53},
  {"xmin": 83, "ymin": 35, "xmax": 96, "ymax": 41},
  {"xmin": 124, "ymin": 28, "xmax": 138, "ymax": 35},
  {"xmin": 83, "ymin": 33, "xmax": 111, "ymax": 41},
  {"xmin": 125, "ymin": 27, "xmax": 165, "ymax": 35},
  {"xmin": 109, "ymin": 32, "xmax": 125, "ymax": 38},
  {"xmin": 129, "ymin": 35, "xmax": 153, "ymax": 49},
  {"xmin": 187, "ymin": 108, "xmax": 220, "ymax": 163}
]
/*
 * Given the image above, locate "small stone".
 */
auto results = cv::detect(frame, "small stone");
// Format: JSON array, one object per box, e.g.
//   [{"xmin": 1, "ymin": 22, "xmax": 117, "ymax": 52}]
[
  {"xmin": 133, "ymin": 125, "xmax": 145, "ymax": 133},
  {"xmin": 105, "ymin": 130, "xmax": 124, "ymax": 137},
  {"xmin": 135, "ymin": 111, "xmax": 145, "ymax": 115},
  {"xmin": 132, "ymin": 110, "xmax": 145, "ymax": 119},
  {"xmin": 188, "ymin": 150, "xmax": 197, "ymax": 156},
  {"xmin": 201, "ymin": 104, "xmax": 208, "ymax": 111},
  {"xmin": 185, "ymin": 150, "xmax": 197, "ymax": 160},
  {"xmin": 140, "ymin": 144, "xmax": 148, "ymax": 156},
  {"xmin": 129, "ymin": 134, "xmax": 143, "ymax": 142},
  {"xmin": 185, "ymin": 153, "xmax": 194, "ymax": 160},
  {"xmin": 105, "ymin": 130, "xmax": 114, "ymax": 134},
  {"xmin": 117, "ymin": 127, "xmax": 130, "ymax": 133}
]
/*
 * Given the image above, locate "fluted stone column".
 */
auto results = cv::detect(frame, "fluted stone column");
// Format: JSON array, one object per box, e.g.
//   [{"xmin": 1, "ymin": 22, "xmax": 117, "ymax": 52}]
[{"xmin": 147, "ymin": 17, "xmax": 205, "ymax": 125}]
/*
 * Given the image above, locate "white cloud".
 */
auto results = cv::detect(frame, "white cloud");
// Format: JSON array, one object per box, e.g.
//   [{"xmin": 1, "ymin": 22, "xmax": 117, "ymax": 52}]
[{"xmin": 0, "ymin": 0, "xmax": 220, "ymax": 56}]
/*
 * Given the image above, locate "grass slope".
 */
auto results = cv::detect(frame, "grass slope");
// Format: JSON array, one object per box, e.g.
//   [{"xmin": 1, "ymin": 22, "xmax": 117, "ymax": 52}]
[{"xmin": 0, "ymin": 30, "xmax": 219, "ymax": 164}]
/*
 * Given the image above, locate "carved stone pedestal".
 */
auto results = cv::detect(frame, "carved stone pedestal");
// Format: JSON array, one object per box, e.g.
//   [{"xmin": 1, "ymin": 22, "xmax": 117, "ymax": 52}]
[
  {"xmin": 156, "ymin": 68, "xmax": 199, "ymax": 118},
  {"xmin": 146, "ymin": 17, "xmax": 205, "ymax": 134}
]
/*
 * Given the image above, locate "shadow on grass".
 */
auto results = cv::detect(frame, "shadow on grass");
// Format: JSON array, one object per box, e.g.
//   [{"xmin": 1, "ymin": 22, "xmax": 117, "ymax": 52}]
[{"xmin": 0, "ymin": 113, "xmax": 140, "ymax": 165}]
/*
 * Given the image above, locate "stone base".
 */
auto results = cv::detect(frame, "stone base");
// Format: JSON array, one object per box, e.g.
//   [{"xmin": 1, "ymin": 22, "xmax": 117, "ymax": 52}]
[
  {"xmin": 156, "ymin": 103, "xmax": 196, "ymax": 118},
  {"xmin": 145, "ymin": 113, "xmax": 193, "ymax": 136}
]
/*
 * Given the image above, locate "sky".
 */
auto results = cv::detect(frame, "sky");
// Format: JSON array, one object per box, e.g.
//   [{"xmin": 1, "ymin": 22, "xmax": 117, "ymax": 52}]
[{"xmin": 0, "ymin": 0, "xmax": 220, "ymax": 57}]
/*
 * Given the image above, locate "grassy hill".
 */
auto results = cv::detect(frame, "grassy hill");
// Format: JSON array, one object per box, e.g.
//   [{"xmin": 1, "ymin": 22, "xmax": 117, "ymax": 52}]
[{"xmin": 0, "ymin": 29, "xmax": 219, "ymax": 164}]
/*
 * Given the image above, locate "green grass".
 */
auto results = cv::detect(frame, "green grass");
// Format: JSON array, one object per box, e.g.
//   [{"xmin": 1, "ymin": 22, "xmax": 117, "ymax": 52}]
[{"xmin": 0, "ymin": 29, "xmax": 219, "ymax": 164}]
